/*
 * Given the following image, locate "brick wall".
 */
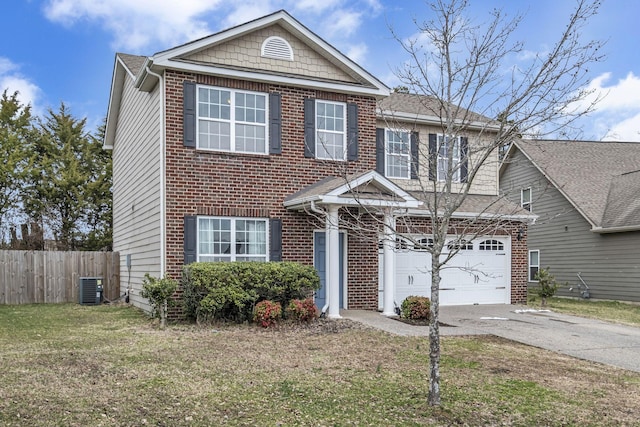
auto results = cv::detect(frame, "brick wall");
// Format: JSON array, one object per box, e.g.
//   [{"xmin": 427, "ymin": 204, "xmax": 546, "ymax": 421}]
[
  {"xmin": 163, "ymin": 70, "xmax": 528, "ymax": 312},
  {"xmin": 163, "ymin": 70, "xmax": 378, "ymax": 298}
]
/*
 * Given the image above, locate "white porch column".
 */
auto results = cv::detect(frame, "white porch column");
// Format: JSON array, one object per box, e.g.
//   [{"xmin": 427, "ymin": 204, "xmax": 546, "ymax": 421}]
[
  {"xmin": 326, "ymin": 205, "xmax": 341, "ymax": 319},
  {"xmin": 382, "ymin": 212, "xmax": 396, "ymax": 316}
]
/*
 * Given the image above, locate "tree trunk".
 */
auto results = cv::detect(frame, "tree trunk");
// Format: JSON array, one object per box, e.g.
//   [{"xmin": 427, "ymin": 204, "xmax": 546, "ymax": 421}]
[
  {"xmin": 160, "ymin": 300, "xmax": 167, "ymax": 329},
  {"xmin": 429, "ymin": 262, "xmax": 442, "ymax": 406}
]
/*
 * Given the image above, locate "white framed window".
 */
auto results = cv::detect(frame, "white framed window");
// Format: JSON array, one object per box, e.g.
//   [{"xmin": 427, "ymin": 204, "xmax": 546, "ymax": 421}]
[
  {"xmin": 197, "ymin": 86, "xmax": 268, "ymax": 154},
  {"xmin": 316, "ymin": 100, "xmax": 346, "ymax": 160},
  {"xmin": 414, "ymin": 237, "xmax": 434, "ymax": 251},
  {"xmin": 197, "ymin": 217, "xmax": 268, "ymax": 262},
  {"xmin": 385, "ymin": 129, "xmax": 410, "ymax": 179},
  {"xmin": 479, "ymin": 239, "xmax": 504, "ymax": 251},
  {"xmin": 447, "ymin": 239, "xmax": 473, "ymax": 251},
  {"xmin": 437, "ymin": 134, "xmax": 461, "ymax": 182},
  {"xmin": 528, "ymin": 250, "xmax": 539, "ymax": 281},
  {"xmin": 521, "ymin": 188, "xmax": 532, "ymax": 212}
]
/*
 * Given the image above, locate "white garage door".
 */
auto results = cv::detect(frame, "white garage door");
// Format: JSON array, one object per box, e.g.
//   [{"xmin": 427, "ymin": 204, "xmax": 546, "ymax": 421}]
[{"xmin": 378, "ymin": 235, "xmax": 511, "ymax": 308}]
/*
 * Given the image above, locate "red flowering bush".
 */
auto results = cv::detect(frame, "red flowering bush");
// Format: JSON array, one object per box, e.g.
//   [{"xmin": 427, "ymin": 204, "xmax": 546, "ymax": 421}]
[
  {"xmin": 286, "ymin": 298, "xmax": 318, "ymax": 322},
  {"xmin": 400, "ymin": 296, "xmax": 431, "ymax": 320},
  {"xmin": 253, "ymin": 300, "xmax": 282, "ymax": 328}
]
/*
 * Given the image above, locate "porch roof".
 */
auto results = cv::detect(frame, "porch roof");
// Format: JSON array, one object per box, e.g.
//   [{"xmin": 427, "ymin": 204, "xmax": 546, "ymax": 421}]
[{"xmin": 283, "ymin": 170, "xmax": 421, "ymax": 210}]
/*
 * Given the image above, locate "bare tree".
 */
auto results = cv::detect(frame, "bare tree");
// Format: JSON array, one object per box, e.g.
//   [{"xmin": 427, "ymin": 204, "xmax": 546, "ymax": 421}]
[
  {"xmin": 311, "ymin": 0, "xmax": 604, "ymax": 407},
  {"xmin": 394, "ymin": 0, "xmax": 603, "ymax": 406}
]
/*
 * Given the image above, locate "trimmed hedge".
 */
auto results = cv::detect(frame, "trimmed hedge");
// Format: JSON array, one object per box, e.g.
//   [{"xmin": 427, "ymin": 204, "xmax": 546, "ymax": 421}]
[{"xmin": 182, "ymin": 261, "xmax": 321, "ymax": 323}]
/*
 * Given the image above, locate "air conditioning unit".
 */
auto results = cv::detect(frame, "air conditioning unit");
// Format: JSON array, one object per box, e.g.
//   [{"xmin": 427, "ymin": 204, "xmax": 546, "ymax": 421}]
[{"xmin": 79, "ymin": 277, "xmax": 103, "ymax": 305}]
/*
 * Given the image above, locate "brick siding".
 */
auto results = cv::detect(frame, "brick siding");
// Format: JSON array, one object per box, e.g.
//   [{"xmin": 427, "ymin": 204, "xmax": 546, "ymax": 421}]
[{"xmin": 163, "ymin": 70, "xmax": 527, "ymax": 313}]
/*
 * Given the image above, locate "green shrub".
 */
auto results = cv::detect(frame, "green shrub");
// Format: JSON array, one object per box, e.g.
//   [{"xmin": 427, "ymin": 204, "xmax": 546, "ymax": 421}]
[
  {"xmin": 400, "ymin": 296, "xmax": 431, "ymax": 320},
  {"xmin": 533, "ymin": 267, "xmax": 563, "ymax": 306},
  {"xmin": 286, "ymin": 298, "xmax": 318, "ymax": 322},
  {"xmin": 254, "ymin": 300, "xmax": 282, "ymax": 328},
  {"xmin": 182, "ymin": 261, "xmax": 320, "ymax": 323},
  {"xmin": 140, "ymin": 273, "xmax": 178, "ymax": 329}
]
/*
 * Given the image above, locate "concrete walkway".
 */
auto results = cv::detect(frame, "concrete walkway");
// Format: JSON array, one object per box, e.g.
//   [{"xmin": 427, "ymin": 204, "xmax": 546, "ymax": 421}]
[{"xmin": 341, "ymin": 304, "xmax": 640, "ymax": 373}]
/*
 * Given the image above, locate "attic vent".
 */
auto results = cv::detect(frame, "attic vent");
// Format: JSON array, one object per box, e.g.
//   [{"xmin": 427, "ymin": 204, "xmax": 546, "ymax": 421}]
[{"xmin": 261, "ymin": 36, "xmax": 293, "ymax": 61}]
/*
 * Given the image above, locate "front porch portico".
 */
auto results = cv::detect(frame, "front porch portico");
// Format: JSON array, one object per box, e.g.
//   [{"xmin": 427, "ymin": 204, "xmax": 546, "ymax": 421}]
[{"xmin": 284, "ymin": 170, "xmax": 420, "ymax": 318}]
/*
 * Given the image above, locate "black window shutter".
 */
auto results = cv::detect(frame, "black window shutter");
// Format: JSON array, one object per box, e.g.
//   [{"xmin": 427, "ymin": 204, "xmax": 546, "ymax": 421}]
[
  {"xmin": 269, "ymin": 92, "xmax": 282, "ymax": 154},
  {"xmin": 346, "ymin": 103, "xmax": 358, "ymax": 161},
  {"xmin": 269, "ymin": 218, "xmax": 282, "ymax": 261},
  {"xmin": 183, "ymin": 81, "xmax": 196, "ymax": 148},
  {"xmin": 376, "ymin": 128, "xmax": 385, "ymax": 175},
  {"xmin": 410, "ymin": 131, "xmax": 419, "ymax": 179},
  {"xmin": 460, "ymin": 136, "xmax": 469, "ymax": 183},
  {"xmin": 428, "ymin": 134, "xmax": 437, "ymax": 181},
  {"xmin": 184, "ymin": 216, "xmax": 197, "ymax": 264},
  {"xmin": 304, "ymin": 98, "xmax": 315, "ymax": 158}
]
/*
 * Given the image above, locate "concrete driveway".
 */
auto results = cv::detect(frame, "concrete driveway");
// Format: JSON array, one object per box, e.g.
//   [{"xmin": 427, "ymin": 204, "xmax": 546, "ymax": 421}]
[{"xmin": 341, "ymin": 304, "xmax": 640, "ymax": 373}]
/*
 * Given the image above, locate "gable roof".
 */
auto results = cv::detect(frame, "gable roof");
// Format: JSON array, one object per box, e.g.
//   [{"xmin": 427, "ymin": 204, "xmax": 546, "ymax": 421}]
[
  {"xmin": 284, "ymin": 170, "xmax": 421, "ymax": 210},
  {"xmin": 378, "ymin": 92, "xmax": 500, "ymax": 130},
  {"xmin": 136, "ymin": 10, "xmax": 389, "ymax": 97},
  {"xmin": 502, "ymin": 139, "xmax": 640, "ymax": 232}
]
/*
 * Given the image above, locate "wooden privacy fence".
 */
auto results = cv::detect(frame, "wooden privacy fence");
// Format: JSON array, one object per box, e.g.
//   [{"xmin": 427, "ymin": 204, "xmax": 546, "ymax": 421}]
[{"xmin": 0, "ymin": 251, "xmax": 120, "ymax": 304}]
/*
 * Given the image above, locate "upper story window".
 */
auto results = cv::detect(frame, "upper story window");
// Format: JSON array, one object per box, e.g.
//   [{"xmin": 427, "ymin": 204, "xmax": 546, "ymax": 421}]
[
  {"xmin": 437, "ymin": 134, "xmax": 461, "ymax": 182},
  {"xmin": 197, "ymin": 86, "xmax": 268, "ymax": 154},
  {"xmin": 315, "ymin": 100, "xmax": 346, "ymax": 160},
  {"xmin": 385, "ymin": 129, "xmax": 410, "ymax": 179},
  {"xmin": 521, "ymin": 188, "xmax": 532, "ymax": 211},
  {"xmin": 198, "ymin": 217, "xmax": 267, "ymax": 262}
]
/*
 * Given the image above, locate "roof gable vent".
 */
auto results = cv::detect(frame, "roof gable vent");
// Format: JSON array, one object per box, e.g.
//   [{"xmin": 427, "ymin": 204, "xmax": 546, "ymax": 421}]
[{"xmin": 261, "ymin": 36, "xmax": 294, "ymax": 61}]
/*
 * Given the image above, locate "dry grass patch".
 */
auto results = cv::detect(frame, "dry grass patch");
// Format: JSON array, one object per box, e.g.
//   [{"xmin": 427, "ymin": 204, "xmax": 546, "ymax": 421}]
[{"xmin": 1, "ymin": 304, "xmax": 639, "ymax": 426}]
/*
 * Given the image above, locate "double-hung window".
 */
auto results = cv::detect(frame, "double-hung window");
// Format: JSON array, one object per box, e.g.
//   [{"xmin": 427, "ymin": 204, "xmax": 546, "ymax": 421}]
[
  {"xmin": 528, "ymin": 250, "xmax": 539, "ymax": 281},
  {"xmin": 385, "ymin": 129, "xmax": 410, "ymax": 179},
  {"xmin": 197, "ymin": 86, "xmax": 268, "ymax": 154},
  {"xmin": 437, "ymin": 134, "xmax": 461, "ymax": 182},
  {"xmin": 198, "ymin": 217, "xmax": 267, "ymax": 262},
  {"xmin": 315, "ymin": 100, "xmax": 346, "ymax": 160},
  {"xmin": 521, "ymin": 188, "xmax": 532, "ymax": 212}
]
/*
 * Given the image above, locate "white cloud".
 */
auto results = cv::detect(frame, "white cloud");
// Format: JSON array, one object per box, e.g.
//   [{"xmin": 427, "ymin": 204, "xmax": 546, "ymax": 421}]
[
  {"xmin": 344, "ymin": 43, "xmax": 368, "ymax": 65},
  {"xmin": 43, "ymin": 0, "xmax": 223, "ymax": 51},
  {"xmin": 291, "ymin": 0, "xmax": 343, "ymax": 15},
  {"xmin": 223, "ymin": 1, "xmax": 277, "ymax": 27},
  {"xmin": 0, "ymin": 57, "xmax": 42, "ymax": 114},
  {"xmin": 572, "ymin": 72, "xmax": 640, "ymax": 142},
  {"xmin": 603, "ymin": 112, "xmax": 640, "ymax": 141},
  {"xmin": 325, "ymin": 10, "xmax": 363, "ymax": 38}
]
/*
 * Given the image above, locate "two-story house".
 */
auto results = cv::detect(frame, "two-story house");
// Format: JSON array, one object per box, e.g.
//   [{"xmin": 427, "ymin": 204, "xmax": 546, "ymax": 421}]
[
  {"xmin": 105, "ymin": 10, "xmax": 531, "ymax": 318},
  {"xmin": 500, "ymin": 139, "xmax": 640, "ymax": 302}
]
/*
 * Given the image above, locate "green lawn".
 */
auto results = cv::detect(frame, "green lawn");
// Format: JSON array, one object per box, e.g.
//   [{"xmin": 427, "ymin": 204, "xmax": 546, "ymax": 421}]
[
  {"xmin": 1, "ymin": 303, "xmax": 639, "ymax": 426},
  {"xmin": 529, "ymin": 296, "xmax": 640, "ymax": 326}
]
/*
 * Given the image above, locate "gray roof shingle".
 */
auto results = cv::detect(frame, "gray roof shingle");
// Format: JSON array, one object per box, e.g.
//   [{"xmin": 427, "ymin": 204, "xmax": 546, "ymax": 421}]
[
  {"xmin": 512, "ymin": 139, "xmax": 640, "ymax": 229},
  {"xmin": 378, "ymin": 92, "xmax": 494, "ymax": 125},
  {"xmin": 118, "ymin": 53, "xmax": 147, "ymax": 77}
]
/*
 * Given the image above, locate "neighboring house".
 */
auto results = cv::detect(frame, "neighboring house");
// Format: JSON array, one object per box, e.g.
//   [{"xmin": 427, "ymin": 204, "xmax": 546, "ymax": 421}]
[
  {"xmin": 500, "ymin": 139, "xmax": 640, "ymax": 302},
  {"xmin": 105, "ymin": 10, "xmax": 531, "ymax": 317}
]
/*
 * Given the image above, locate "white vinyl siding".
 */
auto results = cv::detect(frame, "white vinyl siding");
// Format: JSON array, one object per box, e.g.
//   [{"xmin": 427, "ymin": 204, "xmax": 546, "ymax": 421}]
[
  {"xmin": 111, "ymin": 73, "xmax": 162, "ymax": 311},
  {"xmin": 385, "ymin": 129, "xmax": 410, "ymax": 179},
  {"xmin": 197, "ymin": 86, "xmax": 268, "ymax": 154},
  {"xmin": 315, "ymin": 100, "xmax": 346, "ymax": 160}
]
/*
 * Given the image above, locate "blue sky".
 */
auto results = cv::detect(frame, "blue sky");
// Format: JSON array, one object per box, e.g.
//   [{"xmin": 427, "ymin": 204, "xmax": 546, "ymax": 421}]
[{"xmin": 2, "ymin": 0, "xmax": 639, "ymax": 141}]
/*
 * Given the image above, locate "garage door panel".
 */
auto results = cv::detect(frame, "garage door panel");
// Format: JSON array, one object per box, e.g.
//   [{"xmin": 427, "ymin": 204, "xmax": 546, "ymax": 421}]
[{"xmin": 380, "ymin": 235, "xmax": 510, "ymax": 307}]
